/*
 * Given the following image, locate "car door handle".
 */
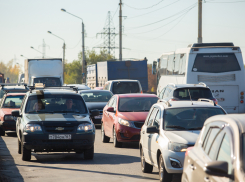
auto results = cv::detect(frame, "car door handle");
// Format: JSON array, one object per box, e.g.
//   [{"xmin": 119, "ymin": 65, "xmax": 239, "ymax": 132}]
[
  {"xmin": 204, "ymin": 177, "xmax": 210, "ymax": 182},
  {"xmin": 148, "ymin": 135, "xmax": 151, "ymax": 138},
  {"xmin": 189, "ymin": 164, "xmax": 196, "ymax": 170}
]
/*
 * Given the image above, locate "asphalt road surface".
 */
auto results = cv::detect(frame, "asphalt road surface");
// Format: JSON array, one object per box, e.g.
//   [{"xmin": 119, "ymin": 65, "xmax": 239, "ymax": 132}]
[{"xmin": 0, "ymin": 127, "xmax": 181, "ymax": 182}]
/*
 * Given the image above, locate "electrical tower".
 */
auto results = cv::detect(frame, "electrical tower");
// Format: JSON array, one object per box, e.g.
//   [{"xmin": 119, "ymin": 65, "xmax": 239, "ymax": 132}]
[
  {"xmin": 95, "ymin": 11, "xmax": 117, "ymax": 57},
  {"xmin": 38, "ymin": 39, "xmax": 49, "ymax": 58}
]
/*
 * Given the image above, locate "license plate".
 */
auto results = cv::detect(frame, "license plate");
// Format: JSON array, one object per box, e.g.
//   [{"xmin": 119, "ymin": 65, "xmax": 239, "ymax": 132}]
[
  {"xmin": 49, "ymin": 134, "xmax": 71, "ymax": 140},
  {"xmin": 94, "ymin": 115, "xmax": 102, "ymax": 119}
]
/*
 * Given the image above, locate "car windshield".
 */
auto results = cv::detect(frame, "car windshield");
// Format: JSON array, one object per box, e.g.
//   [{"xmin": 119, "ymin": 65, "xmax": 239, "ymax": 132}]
[
  {"xmin": 118, "ymin": 97, "xmax": 158, "ymax": 112},
  {"xmin": 112, "ymin": 82, "xmax": 140, "ymax": 94},
  {"xmin": 174, "ymin": 88, "xmax": 213, "ymax": 100},
  {"xmin": 81, "ymin": 91, "xmax": 112, "ymax": 102},
  {"xmin": 2, "ymin": 95, "xmax": 25, "ymax": 108},
  {"xmin": 33, "ymin": 77, "xmax": 61, "ymax": 87},
  {"xmin": 164, "ymin": 107, "xmax": 225, "ymax": 131},
  {"xmin": 25, "ymin": 94, "xmax": 87, "ymax": 114}
]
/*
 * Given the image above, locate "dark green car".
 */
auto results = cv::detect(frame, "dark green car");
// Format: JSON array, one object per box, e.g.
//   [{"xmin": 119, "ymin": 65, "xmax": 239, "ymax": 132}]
[{"xmin": 12, "ymin": 87, "xmax": 99, "ymax": 161}]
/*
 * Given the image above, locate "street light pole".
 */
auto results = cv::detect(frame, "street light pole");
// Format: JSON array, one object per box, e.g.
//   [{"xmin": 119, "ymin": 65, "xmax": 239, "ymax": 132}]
[
  {"xmin": 61, "ymin": 8, "xmax": 86, "ymax": 83},
  {"xmin": 30, "ymin": 46, "xmax": 43, "ymax": 58},
  {"xmin": 47, "ymin": 31, "xmax": 66, "ymax": 83}
]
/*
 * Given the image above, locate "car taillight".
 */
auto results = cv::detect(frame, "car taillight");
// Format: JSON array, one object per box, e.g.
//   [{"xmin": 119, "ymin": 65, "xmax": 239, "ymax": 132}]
[
  {"xmin": 240, "ymin": 92, "xmax": 244, "ymax": 103},
  {"xmin": 212, "ymin": 98, "xmax": 218, "ymax": 105},
  {"xmin": 141, "ymin": 91, "xmax": 143, "ymax": 94},
  {"xmin": 185, "ymin": 147, "xmax": 194, "ymax": 157}
]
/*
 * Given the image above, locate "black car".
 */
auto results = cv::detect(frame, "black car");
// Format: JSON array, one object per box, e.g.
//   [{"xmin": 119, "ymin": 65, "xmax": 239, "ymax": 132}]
[
  {"xmin": 12, "ymin": 86, "xmax": 99, "ymax": 161},
  {"xmin": 79, "ymin": 90, "xmax": 113, "ymax": 124}
]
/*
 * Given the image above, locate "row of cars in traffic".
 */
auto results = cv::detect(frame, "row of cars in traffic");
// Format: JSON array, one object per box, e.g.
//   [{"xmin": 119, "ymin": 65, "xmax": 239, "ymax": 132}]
[{"xmin": 0, "ymin": 80, "xmax": 243, "ymax": 182}]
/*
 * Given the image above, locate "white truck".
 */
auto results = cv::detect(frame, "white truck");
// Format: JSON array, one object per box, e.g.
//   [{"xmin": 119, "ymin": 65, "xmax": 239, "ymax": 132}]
[{"xmin": 24, "ymin": 59, "xmax": 63, "ymax": 86}]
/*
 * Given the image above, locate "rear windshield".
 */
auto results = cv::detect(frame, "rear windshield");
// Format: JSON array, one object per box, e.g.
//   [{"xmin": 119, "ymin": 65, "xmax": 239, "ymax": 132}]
[
  {"xmin": 174, "ymin": 88, "xmax": 213, "ymax": 100},
  {"xmin": 118, "ymin": 97, "xmax": 158, "ymax": 112},
  {"xmin": 192, "ymin": 53, "xmax": 241, "ymax": 73},
  {"xmin": 33, "ymin": 77, "xmax": 61, "ymax": 87},
  {"xmin": 112, "ymin": 82, "xmax": 140, "ymax": 94},
  {"xmin": 81, "ymin": 91, "xmax": 112, "ymax": 102},
  {"xmin": 25, "ymin": 94, "xmax": 87, "ymax": 114},
  {"xmin": 164, "ymin": 107, "xmax": 225, "ymax": 131},
  {"xmin": 2, "ymin": 95, "xmax": 25, "ymax": 108}
]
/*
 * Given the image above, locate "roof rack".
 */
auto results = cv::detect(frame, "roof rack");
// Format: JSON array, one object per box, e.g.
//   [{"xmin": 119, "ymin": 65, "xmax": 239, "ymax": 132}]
[
  {"xmin": 168, "ymin": 83, "xmax": 176, "ymax": 88},
  {"xmin": 1, "ymin": 83, "xmax": 28, "ymax": 93},
  {"xmin": 158, "ymin": 99, "xmax": 171, "ymax": 107},
  {"xmin": 197, "ymin": 98, "xmax": 216, "ymax": 106},
  {"xmin": 29, "ymin": 83, "xmax": 79, "ymax": 93},
  {"xmin": 198, "ymin": 82, "xmax": 207, "ymax": 87},
  {"xmin": 189, "ymin": 42, "xmax": 234, "ymax": 48}
]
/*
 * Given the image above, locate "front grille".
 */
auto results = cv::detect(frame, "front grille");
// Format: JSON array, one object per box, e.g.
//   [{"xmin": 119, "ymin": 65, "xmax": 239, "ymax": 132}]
[
  {"xmin": 198, "ymin": 74, "xmax": 235, "ymax": 82},
  {"xmin": 133, "ymin": 122, "xmax": 144, "ymax": 129},
  {"xmin": 44, "ymin": 126, "xmax": 75, "ymax": 133}
]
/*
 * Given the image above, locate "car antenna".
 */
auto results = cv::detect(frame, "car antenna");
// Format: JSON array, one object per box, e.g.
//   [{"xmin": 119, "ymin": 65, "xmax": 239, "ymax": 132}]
[{"xmin": 188, "ymin": 89, "xmax": 193, "ymax": 105}]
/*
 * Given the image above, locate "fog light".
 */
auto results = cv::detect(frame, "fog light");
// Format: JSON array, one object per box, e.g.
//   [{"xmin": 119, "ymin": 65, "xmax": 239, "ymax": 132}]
[{"xmin": 169, "ymin": 158, "xmax": 182, "ymax": 168}]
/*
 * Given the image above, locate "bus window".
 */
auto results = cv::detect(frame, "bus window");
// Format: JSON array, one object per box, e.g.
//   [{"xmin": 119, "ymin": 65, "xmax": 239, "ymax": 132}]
[
  {"xmin": 192, "ymin": 53, "xmax": 241, "ymax": 73},
  {"xmin": 173, "ymin": 54, "xmax": 180, "ymax": 75},
  {"xmin": 160, "ymin": 56, "xmax": 168, "ymax": 75},
  {"xmin": 179, "ymin": 54, "xmax": 186, "ymax": 75},
  {"xmin": 167, "ymin": 54, "xmax": 174, "ymax": 75}
]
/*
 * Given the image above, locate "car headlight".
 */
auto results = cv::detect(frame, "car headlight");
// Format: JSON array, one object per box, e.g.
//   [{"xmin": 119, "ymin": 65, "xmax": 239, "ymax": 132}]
[
  {"xmin": 77, "ymin": 123, "xmax": 94, "ymax": 132},
  {"xmin": 4, "ymin": 115, "xmax": 14, "ymax": 121},
  {"xmin": 118, "ymin": 118, "xmax": 134, "ymax": 127},
  {"xmin": 24, "ymin": 124, "xmax": 42, "ymax": 132},
  {"xmin": 168, "ymin": 142, "xmax": 188, "ymax": 152}
]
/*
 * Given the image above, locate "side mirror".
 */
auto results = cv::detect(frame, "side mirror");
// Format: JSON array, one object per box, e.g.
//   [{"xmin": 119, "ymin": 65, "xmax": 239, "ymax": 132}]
[
  {"xmin": 204, "ymin": 161, "xmax": 234, "ymax": 180},
  {"xmin": 152, "ymin": 61, "xmax": 157, "ymax": 75},
  {"xmin": 11, "ymin": 110, "xmax": 21, "ymax": 117},
  {"xmin": 107, "ymin": 107, "xmax": 114, "ymax": 112},
  {"xmin": 146, "ymin": 126, "xmax": 159, "ymax": 134},
  {"xmin": 90, "ymin": 110, "xmax": 100, "ymax": 117}
]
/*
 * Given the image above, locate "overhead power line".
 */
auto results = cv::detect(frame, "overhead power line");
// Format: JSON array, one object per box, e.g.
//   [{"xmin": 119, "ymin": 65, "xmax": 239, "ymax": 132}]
[{"xmin": 124, "ymin": 0, "xmax": 165, "ymax": 10}]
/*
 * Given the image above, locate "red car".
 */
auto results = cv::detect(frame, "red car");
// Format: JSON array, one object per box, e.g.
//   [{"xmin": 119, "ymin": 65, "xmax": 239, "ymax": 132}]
[
  {"xmin": 0, "ymin": 93, "xmax": 26, "ymax": 136},
  {"xmin": 101, "ymin": 94, "xmax": 158, "ymax": 147}
]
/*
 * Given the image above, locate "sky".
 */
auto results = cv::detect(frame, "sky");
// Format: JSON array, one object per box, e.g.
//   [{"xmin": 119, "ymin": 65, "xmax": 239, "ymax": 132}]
[{"xmin": 0, "ymin": 0, "xmax": 245, "ymax": 72}]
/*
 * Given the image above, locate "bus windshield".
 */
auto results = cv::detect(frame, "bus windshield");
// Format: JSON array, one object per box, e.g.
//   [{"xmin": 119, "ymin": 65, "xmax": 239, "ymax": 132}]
[{"xmin": 192, "ymin": 53, "xmax": 241, "ymax": 73}]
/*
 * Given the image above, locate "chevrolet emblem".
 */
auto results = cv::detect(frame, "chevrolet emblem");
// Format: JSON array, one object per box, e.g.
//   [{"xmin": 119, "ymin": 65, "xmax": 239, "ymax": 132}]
[{"xmin": 55, "ymin": 127, "xmax": 64, "ymax": 131}]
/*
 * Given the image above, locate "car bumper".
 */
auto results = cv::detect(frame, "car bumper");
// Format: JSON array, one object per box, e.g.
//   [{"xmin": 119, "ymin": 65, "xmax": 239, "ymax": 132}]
[
  {"xmin": 116, "ymin": 124, "xmax": 141, "ymax": 142},
  {"xmin": 22, "ymin": 132, "xmax": 95, "ymax": 152},
  {"xmin": 162, "ymin": 150, "xmax": 185, "ymax": 174},
  {"xmin": 0, "ymin": 120, "xmax": 16, "ymax": 131}
]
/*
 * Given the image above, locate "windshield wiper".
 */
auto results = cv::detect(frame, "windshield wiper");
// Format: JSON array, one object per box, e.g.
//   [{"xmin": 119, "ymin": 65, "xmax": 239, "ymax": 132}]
[
  {"xmin": 27, "ymin": 111, "xmax": 54, "ymax": 114},
  {"xmin": 188, "ymin": 127, "xmax": 202, "ymax": 130},
  {"xmin": 166, "ymin": 125, "xmax": 186, "ymax": 130},
  {"xmin": 56, "ymin": 110, "xmax": 80, "ymax": 113}
]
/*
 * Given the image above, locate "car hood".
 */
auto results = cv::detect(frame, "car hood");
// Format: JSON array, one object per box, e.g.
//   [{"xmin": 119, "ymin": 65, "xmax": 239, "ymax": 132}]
[
  {"xmin": 117, "ymin": 112, "xmax": 148, "ymax": 122},
  {"xmin": 24, "ymin": 113, "xmax": 91, "ymax": 123},
  {"xmin": 1, "ymin": 108, "xmax": 19, "ymax": 115},
  {"xmin": 164, "ymin": 130, "xmax": 200, "ymax": 145},
  {"xmin": 86, "ymin": 102, "xmax": 107, "ymax": 111}
]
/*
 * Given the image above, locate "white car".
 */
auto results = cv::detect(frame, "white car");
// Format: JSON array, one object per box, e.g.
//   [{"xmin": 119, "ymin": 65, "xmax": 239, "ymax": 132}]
[{"xmin": 139, "ymin": 99, "xmax": 226, "ymax": 182}]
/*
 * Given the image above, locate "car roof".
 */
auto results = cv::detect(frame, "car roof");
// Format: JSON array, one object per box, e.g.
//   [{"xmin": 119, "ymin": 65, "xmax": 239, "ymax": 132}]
[
  {"xmin": 117, "ymin": 93, "xmax": 158, "ymax": 98},
  {"xmin": 79, "ymin": 90, "xmax": 112, "ymax": 93},
  {"xmin": 168, "ymin": 83, "xmax": 208, "ymax": 88},
  {"xmin": 157, "ymin": 100, "xmax": 220, "ymax": 109},
  {"xmin": 108, "ymin": 79, "xmax": 139, "ymax": 82},
  {"xmin": 6, "ymin": 93, "xmax": 26, "ymax": 96},
  {"xmin": 66, "ymin": 84, "xmax": 91, "ymax": 90},
  {"xmin": 204, "ymin": 114, "xmax": 245, "ymax": 133},
  {"xmin": 29, "ymin": 89, "xmax": 80, "ymax": 96}
]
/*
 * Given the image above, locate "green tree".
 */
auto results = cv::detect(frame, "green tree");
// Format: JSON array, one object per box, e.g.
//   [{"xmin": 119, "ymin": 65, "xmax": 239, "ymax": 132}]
[
  {"xmin": 0, "ymin": 60, "xmax": 21, "ymax": 83},
  {"xmin": 64, "ymin": 49, "xmax": 114, "ymax": 84}
]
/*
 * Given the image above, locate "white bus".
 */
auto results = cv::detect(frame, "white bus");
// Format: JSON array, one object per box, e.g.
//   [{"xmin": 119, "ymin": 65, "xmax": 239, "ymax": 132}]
[{"xmin": 153, "ymin": 42, "xmax": 245, "ymax": 113}]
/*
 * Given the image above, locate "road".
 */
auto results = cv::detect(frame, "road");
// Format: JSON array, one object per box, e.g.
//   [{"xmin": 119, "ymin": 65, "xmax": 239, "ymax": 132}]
[{"xmin": 0, "ymin": 127, "xmax": 181, "ymax": 182}]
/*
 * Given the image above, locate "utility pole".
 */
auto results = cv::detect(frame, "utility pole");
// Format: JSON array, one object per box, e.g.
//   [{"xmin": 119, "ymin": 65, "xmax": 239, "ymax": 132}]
[
  {"xmin": 119, "ymin": 0, "xmax": 122, "ymax": 61},
  {"xmin": 197, "ymin": 0, "xmax": 202, "ymax": 43},
  {"xmin": 82, "ymin": 22, "xmax": 86, "ymax": 83}
]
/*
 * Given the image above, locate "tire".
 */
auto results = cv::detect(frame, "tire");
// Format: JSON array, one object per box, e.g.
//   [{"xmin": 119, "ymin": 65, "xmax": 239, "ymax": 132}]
[
  {"xmin": 140, "ymin": 147, "xmax": 153, "ymax": 173},
  {"xmin": 84, "ymin": 145, "xmax": 94, "ymax": 160},
  {"xmin": 113, "ymin": 127, "xmax": 122, "ymax": 148},
  {"xmin": 0, "ymin": 127, "xmax": 5, "ymax": 136},
  {"xmin": 159, "ymin": 154, "xmax": 172, "ymax": 182},
  {"xmin": 101, "ymin": 123, "xmax": 110, "ymax": 143},
  {"xmin": 18, "ymin": 139, "xmax": 21, "ymax": 154},
  {"xmin": 21, "ymin": 140, "xmax": 31, "ymax": 161}
]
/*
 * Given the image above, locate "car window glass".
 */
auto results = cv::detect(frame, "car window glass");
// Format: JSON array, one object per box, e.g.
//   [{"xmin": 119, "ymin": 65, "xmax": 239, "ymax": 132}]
[
  {"xmin": 3, "ymin": 95, "xmax": 25, "ymax": 108},
  {"xmin": 153, "ymin": 109, "xmax": 160, "ymax": 129},
  {"xmin": 112, "ymin": 97, "xmax": 117, "ymax": 111},
  {"xmin": 112, "ymin": 82, "xmax": 140, "ymax": 94},
  {"xmin": 107, "ymin": 97, "xmax": 114, "ymax": 107},
  {"xmin": 217, "ymin": 134, "xmax": 232, "ymax": 174},
  {"xmin": 208, "ymin": 130, "xmax": 225, "ymax": 160},
  {"xmin": 203, "ymin": 128, "xmax": 220, "ymax": 154},
  {"xmin": 20, "ymin": 95, "xmax": 27, "ymax": 112},
  {"xmin": 147, "ymin": 108, "xmax": 157, "ymax": 126},
  {"xmin": 163, "ymin": 87, "xmax": 169, "ymax": 98},
  {"xmin": 159, "ymin": 88, "xmax": 165, "ymax": 99},
  {"xmin": 81, "ymin": 91, "xmax": 112, "ymax": 102}
]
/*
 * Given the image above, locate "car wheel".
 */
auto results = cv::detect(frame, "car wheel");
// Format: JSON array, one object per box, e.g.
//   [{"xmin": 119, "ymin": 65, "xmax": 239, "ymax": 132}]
[
  {"xmin": 21, "ymin": 140, "xmax": 31, "ymax": 161},
  {"xmin": 18, "ymin": 139, "xmax": 21, "ymax": 154},
  {"xmin": 101, "ymin": 123, "xmax": 110, "ymax": 143},
  {"xmin": 84, "ymin": 145, "xmax": 94, "ymax": 160},
  {"xmin": 0, "ymin": 127, "xmax": 5, "ymax": 136},
  {"xmin": 113, "ymin": 127, "xmax": 122, "ymax": 148},
  {"xmin": 140, "ymin": 147, "xmax": 153, "ymax": 173},
  {"xmin": 159, "ymin": 154, "xmax": 172, "ymax": 182}
]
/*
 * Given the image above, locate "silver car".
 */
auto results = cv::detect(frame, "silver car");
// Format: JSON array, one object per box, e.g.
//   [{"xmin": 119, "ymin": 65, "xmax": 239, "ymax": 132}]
[{"xmin": 140, "ymin": 100, "xmax": 225, "ymax": 182}]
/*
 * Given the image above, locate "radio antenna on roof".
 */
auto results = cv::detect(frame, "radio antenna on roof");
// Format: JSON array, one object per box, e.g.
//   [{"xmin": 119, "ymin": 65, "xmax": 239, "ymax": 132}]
[{"xmin": 188, "ymin": 89, "xmax": 193, "ymax": 105}]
